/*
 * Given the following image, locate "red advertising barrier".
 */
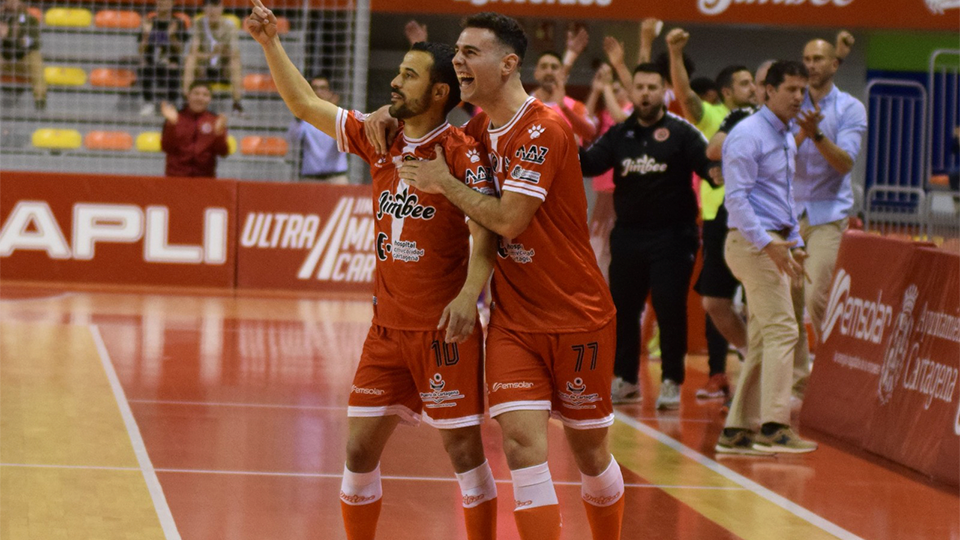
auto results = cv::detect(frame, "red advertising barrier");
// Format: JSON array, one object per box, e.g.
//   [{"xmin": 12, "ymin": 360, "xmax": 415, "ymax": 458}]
[
  {"xmin": 0, "ymin": 172, "xmax": 237, "ymax": 288},
  {"xmin": 370, "ymin": 0, "xmax": 957, "ymax": 32},
  {"xmin": 801, "ymin": 231, "xmax": 960, "ymax": 487},
  {"xmin": 235, "ymin": 182, "xmax": 375, "ymax": 293}
]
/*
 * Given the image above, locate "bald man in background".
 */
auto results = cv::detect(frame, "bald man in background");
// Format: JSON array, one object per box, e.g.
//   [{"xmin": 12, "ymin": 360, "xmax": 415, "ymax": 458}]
[{"xmin": 790, "ymin": 38, "xmax": 867, "ymax": 397}]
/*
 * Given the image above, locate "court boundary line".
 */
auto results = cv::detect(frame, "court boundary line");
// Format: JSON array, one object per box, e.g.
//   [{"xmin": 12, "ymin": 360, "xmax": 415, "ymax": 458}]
[
  {"xmin": 0, "ymin": 463, "xmax": 746, "ymax": 491},
  {"xmin": 90, "ymin": 325, "xmax": 182, "ymax": 540},
  {"xmin": 614, "ymin": 411, "xmax": 864, "ymax": 540}
]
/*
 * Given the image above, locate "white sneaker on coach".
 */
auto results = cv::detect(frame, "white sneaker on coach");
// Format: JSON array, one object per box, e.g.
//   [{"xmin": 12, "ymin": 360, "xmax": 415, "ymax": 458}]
[{"xmin": 610, "ymin": 376, "xmax": 641, "ymax": 404}]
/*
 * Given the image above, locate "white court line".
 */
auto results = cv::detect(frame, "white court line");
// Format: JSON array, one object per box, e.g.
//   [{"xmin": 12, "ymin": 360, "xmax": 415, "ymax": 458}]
[
  {"xmin": 614, "ymin": 411, "xmax": 864, "ymax": 540},
  {"xmin": 0, "ymin": 463, "xmax": 745, "ymax": 491},
  {"xmin": 127, "ymin": 399, "xmax": 346, "ymax": 411},
  {"xmin": 91, "ymin": 325, "xmax": 181, "ymax": 540}
]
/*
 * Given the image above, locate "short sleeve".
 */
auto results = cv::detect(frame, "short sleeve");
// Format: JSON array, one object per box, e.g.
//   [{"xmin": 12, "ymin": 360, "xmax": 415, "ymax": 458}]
[
  {"xmin": 334, "ymin": 108, "xmax": 377, "ymax": 163},
  {"xmin": 445, "ymin": 138, "xmax": 496, "ymax": 197},
  {"xmin": 501, "ymin": 120, "xmax": 567, "ymax": 202}
]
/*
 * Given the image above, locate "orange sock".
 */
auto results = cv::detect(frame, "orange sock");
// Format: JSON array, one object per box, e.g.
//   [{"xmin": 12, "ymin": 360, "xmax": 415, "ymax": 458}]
[
  {"xmin": 340, "ymin": 498, "xmax": 382, "ymax": 540},
  {"xmin": 581, "ymin": 457, "xmax": 625, "ymax": 540},
  {"xmin": 515, "ymin": 504, "xmax": 562, "ymax": 540},
  {"xmin": 340, "ymin": 464, "xmax": 383, "ymax": 540},
  {"xmin": 464, "ymin": 497, "xmax": 498, "ymax": 540},
  {"xmin": 457, "ymin": 460, "xmax": 498, "ymax": 540},
  {"xmin": 583, "ymin": 496, "xmax": 624, "ymax": 540}
]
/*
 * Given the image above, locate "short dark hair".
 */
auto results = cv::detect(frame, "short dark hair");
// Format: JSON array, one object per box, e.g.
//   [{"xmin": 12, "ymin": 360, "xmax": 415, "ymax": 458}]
[
  {"xmin": 310, "ymin": 72, "xmax": 331, "ymax": 84},
  {"xmin": 537, "ymin": 51, "xmax": 562, "ymax": 65},
  {"xmin": 461, "ymin": 12, "xmax": 528, "ymax": 64},
  {"xmin": 633, "ymin": 62, "xmax": 665, "ymax": 82},
  {"xmin": 411, "ymin": 41, "xmax": 462, "ymax": 116},
  {"xmin": 654, "ymin": 51, "xmax": 694, "ymax": 85},
  {"xmin": 188, "ymin": 81, "xmax": 211, "ymax": 92},
  {"xmin": 204, "ymin": 0, "xmax": 222, "ymax": 6},
  {"xmin": 764, "ymin": 60, "xmax": 808, "ymax": 89},
  {"xmin": 691, "ymin": 76, "xmax": 718, "ymax": 97},
  {"xmin": 715, "ymin": 65, "xmax": 750, "ymax": 91}
]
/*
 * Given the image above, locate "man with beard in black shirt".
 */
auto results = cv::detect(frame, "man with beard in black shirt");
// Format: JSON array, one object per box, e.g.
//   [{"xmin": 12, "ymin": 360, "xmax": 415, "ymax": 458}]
[{"xmin": 580, "ymin": 62, "xmax": 718, "ymax": 410}]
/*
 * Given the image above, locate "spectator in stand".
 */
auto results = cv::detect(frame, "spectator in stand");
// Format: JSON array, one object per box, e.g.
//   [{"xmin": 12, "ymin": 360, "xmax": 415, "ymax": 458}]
[
  {"xmin": 161, "ymin": 81, "xmax": 229, "ymax": 177},
  {"xmin": 529, "ymin": 50, "xmax": 597, "ymax": 144},
  {"xmin": 0, "ymin": 0, "xmax": 45, "ymax": 110},
  {"xmin": 288, "ymin": 74, "xmax": 348, "ymax": 183},
  {"xmin": 138, "ymin": 0, "xmax": 187, "ymax": 116},
  {"xmin": 602, "ymin": 18, "xmax": 661, "ymax": 97},
  {"xmin": 183, "ymin": 0, "xmax": 243, "ymax": 114},
  {"xmin": 584, "ymin": 62, "xmax": 634, "ymax": 191}
]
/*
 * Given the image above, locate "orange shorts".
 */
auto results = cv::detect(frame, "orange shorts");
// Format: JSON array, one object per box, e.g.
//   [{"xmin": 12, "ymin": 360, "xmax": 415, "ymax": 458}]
[
  {"xmin": 348, "ymin": 322, "xmax": 485, "ymax": 429},
  {"xmin": 485, "ymin": 318, "xmax": 616, "ymax": 429}
]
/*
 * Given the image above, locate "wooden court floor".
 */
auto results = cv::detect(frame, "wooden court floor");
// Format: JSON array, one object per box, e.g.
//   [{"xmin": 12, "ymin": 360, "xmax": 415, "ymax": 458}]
[{"xmin": 1, "ymin": 284, "xmax": 957, "ymax": 540}]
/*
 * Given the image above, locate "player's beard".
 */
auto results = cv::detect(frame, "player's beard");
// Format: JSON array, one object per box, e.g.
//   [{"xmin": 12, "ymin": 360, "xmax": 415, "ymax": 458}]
[
  {"xmin": 389, "ymin": 89, "xmax": 431, "ymax": 119},
  {"xmin": 636, "ymin": 100, "xmax": 663, "ymax": 124}
]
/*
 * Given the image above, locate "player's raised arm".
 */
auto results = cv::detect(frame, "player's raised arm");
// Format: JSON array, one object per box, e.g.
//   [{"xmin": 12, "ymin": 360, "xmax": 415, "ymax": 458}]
[{"xmin": 245, "ymin": 0, "xmax": 337, "ymax": 136}]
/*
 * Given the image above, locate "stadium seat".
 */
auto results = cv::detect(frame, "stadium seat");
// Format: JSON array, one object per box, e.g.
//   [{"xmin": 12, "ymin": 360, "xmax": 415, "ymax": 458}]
[
  {"xmin": 227, "ymin": 135, "xmax": 237, "ymax": 155},
  {"xmin": 89, "ymin": 68, "xmax": 136, "ymax": 88},
  {"xmin": 44, "ymin": 67, "xmax": 87, "ymax": 86},
  {"xmin": 26, "ymin": 7, "xmax": 41, "ymax": 21},
  {"xmin": 44, "ymin": 8, "xmax": 93, "ymax": 27},
  {"xmin": 136, "ymin": 132, "xmax": 162, "ymax": 152},
  {"xmin": 241, "ymin": 136, "xmax": 288, "ymax": 156},
  {"xmin": 243, "ymin": 73, "xmax": 276, "ymax": 92},
  {"xmin": 211, "ymin": 82, "xmax": 232, "ymax": 93},
  {"xmin": 275, "ymin": 16, "xmax": 290, "ymax": 34},
  {"xmin": 0, "ymin": 74, "xmax": 28, "ymax": 84},
  {"xmin": 95, "ymin": 10, "xmax": 142, "ymax": 29},
  {"xmin": 32, "ymin": 128, "xmax": 82, "ymax": 150},
  {"xmin": 85, "ymin": 131, "xmax": 133, "ymax": 151}
]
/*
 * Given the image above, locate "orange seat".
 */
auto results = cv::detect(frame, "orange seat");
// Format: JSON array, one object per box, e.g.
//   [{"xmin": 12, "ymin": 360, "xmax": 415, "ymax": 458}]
[
  {"xmin": 0, "ymin": 74, "xmax": 29, "ymax": 84},
  {"xmin": 85, "ymin": 131, "xmax": 133, "ymax": 151},
  {"xmin": 95, "ymin": 10, "xmax": 141, "ymax": 29},
  {"xmin": 27, "ymin": 6, "xmax": 42, "ymax": 20},
  {"xmin": 241, "ymin": 136, "xmax": 288, "ymax": 156},
  {"xmin": 242, "ymin": 73, "xmax": 276, "ymax": 92},
  {"xmin": 89, "ymin": 68, "xmax": 136, "ymax": 88},
  {"xmin": 275, "ymin": 16, "xmax": 290, "ymax": 34}
]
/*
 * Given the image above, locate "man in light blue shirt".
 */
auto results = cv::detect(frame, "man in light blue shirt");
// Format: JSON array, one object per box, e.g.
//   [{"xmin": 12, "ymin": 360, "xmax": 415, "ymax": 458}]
[
  {"xmin": 716, "ymin": 60, "xmax": 818, "ymax": 456},
  {"xmin": 794, "ymin": 39, "xmax": 867, "ymax": 350},
  {"xmin": 288, "ymin": 74, "xmax": 348, "ymax": 183}
]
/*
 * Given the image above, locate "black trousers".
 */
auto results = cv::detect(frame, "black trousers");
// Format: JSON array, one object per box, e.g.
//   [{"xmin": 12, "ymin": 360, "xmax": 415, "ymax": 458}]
[
  {"xmin": 609, "ymin": 224, "xmax": 699, "ymax": 385},
  {"xmin": 140, "ymin": 64, "xmax": 181, "ymax": 103}
]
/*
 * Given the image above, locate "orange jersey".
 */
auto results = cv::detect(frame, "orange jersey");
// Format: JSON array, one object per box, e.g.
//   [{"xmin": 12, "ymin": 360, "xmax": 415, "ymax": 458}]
[
  {"xmin": 464, "ymin": 97, "xmax": 615, "ymax": 333},
  {"xmin": 336, "ymin": 108, "xmax": 494, "ymax": 330}
]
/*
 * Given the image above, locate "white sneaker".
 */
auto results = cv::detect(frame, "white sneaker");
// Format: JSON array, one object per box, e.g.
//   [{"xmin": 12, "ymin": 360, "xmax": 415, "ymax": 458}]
[
  {"xmin": 140, "ymin": 103, "xmax": 157, "ymax": 116},
  {"xmin": 656, "ymin": 379, "xmax": 681, "ymax": 410},
  {"xmin": 610, "ymin": 376, "xmax": 641, "ymax": 404}
]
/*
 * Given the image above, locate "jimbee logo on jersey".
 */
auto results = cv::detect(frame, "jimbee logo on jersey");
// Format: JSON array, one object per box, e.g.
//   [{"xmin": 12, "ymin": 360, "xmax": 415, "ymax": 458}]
[
  {"xmin": 515, "ymin": 145, "xmax": 548, "ymax": 165},
  {"xmin": 420, "ymin": 373, "xmax": 466, "ymax": 409},
  {"xmin": 558, "ymin": 377, "xmax": 602, "ymax": 410}
]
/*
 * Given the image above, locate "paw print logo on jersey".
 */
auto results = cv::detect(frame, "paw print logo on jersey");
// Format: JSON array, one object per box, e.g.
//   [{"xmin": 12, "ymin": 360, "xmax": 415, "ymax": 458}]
[
  {"xmin": 466, "ymin": 149, "xmax": 480, "ymax": 163},
  {"xmin": 527, "ymin": 124, "xmax": 545, "ymax": 139}
]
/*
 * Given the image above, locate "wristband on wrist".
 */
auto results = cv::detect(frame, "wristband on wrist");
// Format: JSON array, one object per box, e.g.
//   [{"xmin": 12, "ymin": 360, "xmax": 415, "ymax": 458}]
[{"xmin": 813, "ymin": 130, "xmax": 825, "ymax": 142}]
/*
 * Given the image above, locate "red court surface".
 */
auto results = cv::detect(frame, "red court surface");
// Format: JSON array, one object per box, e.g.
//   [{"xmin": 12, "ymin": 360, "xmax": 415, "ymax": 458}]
[{"xmin": 1, "ymin": 284, "xmax": 957, "ymax": 540}]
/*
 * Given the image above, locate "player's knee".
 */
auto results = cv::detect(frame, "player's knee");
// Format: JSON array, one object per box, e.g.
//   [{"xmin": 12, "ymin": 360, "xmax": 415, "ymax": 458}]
[
  {"xmin": 500, "ymin": 431, "xmax": 547, "ymax": 469},
  {"xmin": 344, "ymin": 437, "xmax": 382, "ymax": 472},
  {"xmin": 441, "ymin": 429, "xmax": 486, "ymax": 471}
]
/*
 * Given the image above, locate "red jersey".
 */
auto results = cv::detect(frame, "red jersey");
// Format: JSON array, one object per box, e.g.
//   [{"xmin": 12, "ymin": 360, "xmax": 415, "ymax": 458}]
[
  {"xmin": 336, "ymin": 108, "xmax": 494, "ymax": 330},
  {"xmin": 464, "ymin": 97, "xmax": 615, "ymax": 333},
  {"xmin": 161, "ymin": 108, "xmax": 229, "ymax": 177}
]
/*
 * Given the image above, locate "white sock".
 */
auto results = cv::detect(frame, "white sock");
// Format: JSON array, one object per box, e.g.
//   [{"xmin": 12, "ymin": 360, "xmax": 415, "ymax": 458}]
[
  {"xmin": 340, "ymin": 463, "xmax": 383, "ymax": 505},
  {"xmin": 456, "ymin": 460, "xmax": 498, "ymax": 508},
  {"xmin": 580, "ymin": 457, "xmax": 624, "ymax": 507},
  {"xmin": 510, "ymin": 462, "xmax": 558, "ymax": 510}
]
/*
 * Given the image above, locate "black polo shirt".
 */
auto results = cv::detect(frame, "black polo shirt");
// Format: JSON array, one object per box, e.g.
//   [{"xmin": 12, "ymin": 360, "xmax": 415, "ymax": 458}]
[{"xmin": 580, "ymin": 111, "xmax": 716, "ymax": 229}]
